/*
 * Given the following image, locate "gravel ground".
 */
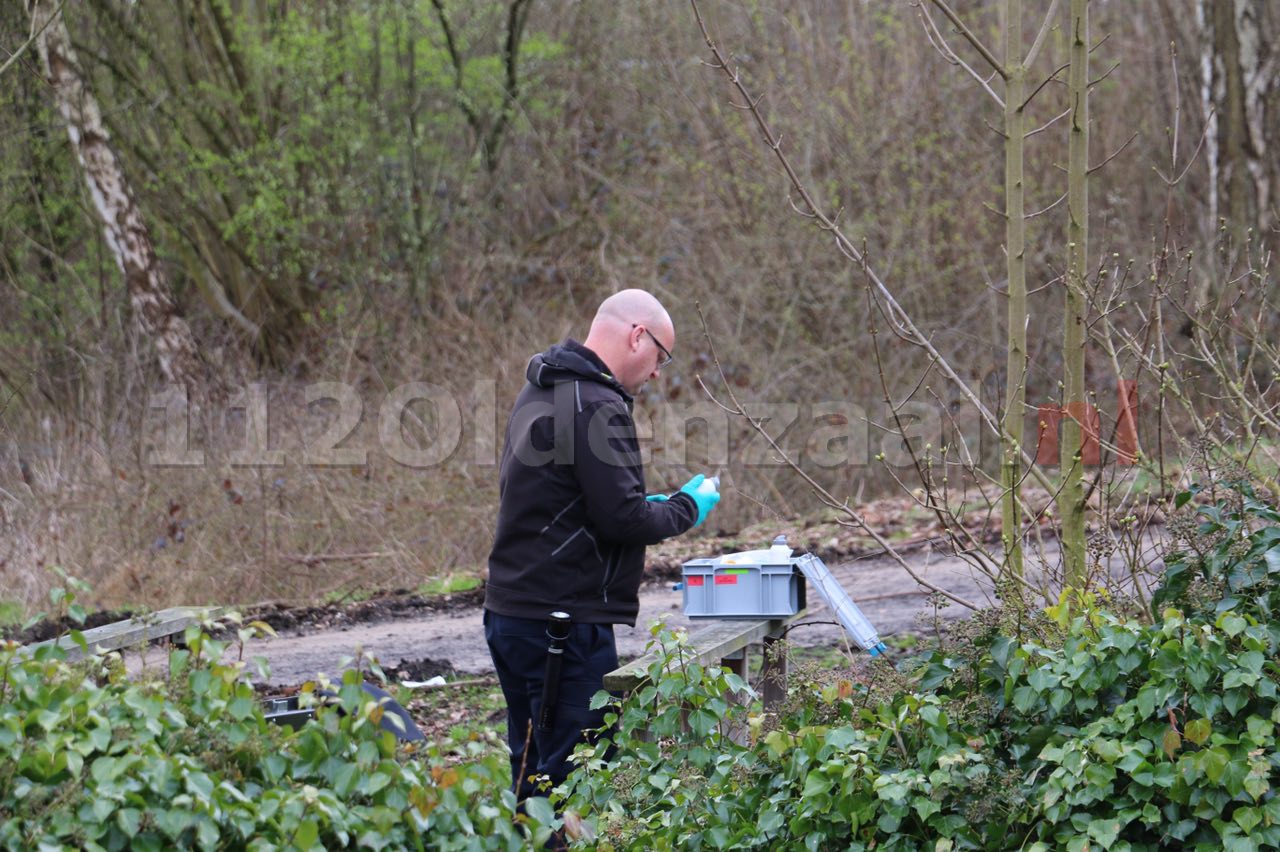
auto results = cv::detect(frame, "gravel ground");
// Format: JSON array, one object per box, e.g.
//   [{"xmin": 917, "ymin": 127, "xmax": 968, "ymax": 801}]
[{"xmin": 240, "ymin": 529, "xmax": 1167, "ymax": 687}]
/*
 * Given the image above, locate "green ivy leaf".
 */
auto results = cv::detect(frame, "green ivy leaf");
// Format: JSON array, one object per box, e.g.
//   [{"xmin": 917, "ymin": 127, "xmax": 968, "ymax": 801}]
[
  {"xmin": 687, "ymin": 707, "xmax": 717, "ymax": 738},
  {"xmin": 1039, "ymin": 744, "xmax": 1064, "ymax": 763},
  {"xmin": 989, "ymin": 635, "xmax": 1016, "ymax": 670},
  {"xmin": 332, "ymin": 762, "xmax": 358, "ymax": 798},
  {"xmin": 523, "ymin": 796, "xmax": 557, "ymax": 830},
  {"xmin": 1012, "ymin": 686, "xmax": 1039, "ymax": 714},
  {"xmin": 1220, "ymin": 613, "xmax": 1249, "ymax": 637},
  {"xmin": 1218, "ymin": 757, "xmax": 1249, "ymax": 798},
  {"xmin": 1201, "ymin": 747, "xmax": 1231, "ymax": 782},
  {"xmin": 1234, "ymin": 805, "xmax": 1262, "ymax": 834},
  {"xmin": 1225, "ymin": 688, "xmax": 1250, "ymax": 716},
  {"xmin": 1027, "ymin": 668, "xmax": 1059, "ymax": 692},
  {"xmin": 757, "ymin": 808, "xmax": 785, "ymax": 834},
  {"xmin": 1225, "ymin": 670, "xmax": 1260, "ymax": 689},
  {"xmin": 1136, "ymin": 685, "xmax": 1158, "ymax": 719},
  {"xmin": 1246, "ymin": 716, "xmax": 1273, "ymax": 743},
  {"xmin": 91, "ymin": 795, "xmax": 116, "ymax": 822},
  {"xmin": 764, "ymin": 731, "xmax": 791, "ymax": 758},
  {"xmin": 801, "ymin": 771, "xmax": 831, "ymax": 799},
  {"xmin": 115, "ymin": 808, "xmax": 141, "ymax": 838},
  {"xmin": 1238, "ymin": 651, "xmax": 1265, "ymax": 675},
  {"xmin": 293, "ymin": 818, "xmax": 320, "ymax": 848},
  {"xmin": 185, "ymin": 770, "xmax": 215, "ymax": 802},
  {"xmin": 1184, "ymin": 718, "xmax": 1213, "ymax": 746},
  {"xmin": 1244, "ymin": 767, "xmax": 1270, "ymax": 801},
  {"xmin": 1117, "ymin": 749, "xmax": 1146, "ymax": 773},
  {"xmin": 364, "ymin": 771, "xmax": 392, "ymax": 795},
  {"xmin": 914, "ymin": 798, "xmax": 941, "ymax": 821},
  {"xmin": 1087, "ymin": 817, "xmax": 1120, "ymax": 848},
  {"xmin": 1091, "ymin": 739, "xmax": 1121, "ymax": 762},
  {"xmin": 1151, "ymin": 762, "xmax": 1177, "ymax": 788}
]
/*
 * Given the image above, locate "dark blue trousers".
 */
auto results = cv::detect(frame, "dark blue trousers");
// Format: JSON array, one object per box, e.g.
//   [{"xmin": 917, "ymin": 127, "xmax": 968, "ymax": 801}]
[{"xmin": 483, "ymin": 611, "xmax": 618, "ymax": 799}]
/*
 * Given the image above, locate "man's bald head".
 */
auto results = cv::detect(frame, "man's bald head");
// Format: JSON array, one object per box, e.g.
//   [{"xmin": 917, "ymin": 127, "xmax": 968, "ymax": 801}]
[
  {"xmin": 590, "ymin": 289, "xmax": 671, "ymax": 334},
  {"xmin": 583, "ymin": 289, "xmax": 675, "ymax": 395}
]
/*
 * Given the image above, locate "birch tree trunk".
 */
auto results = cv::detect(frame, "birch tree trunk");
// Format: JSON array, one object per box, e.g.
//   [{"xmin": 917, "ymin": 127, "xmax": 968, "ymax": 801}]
[
  {"xmin": 25, "ymin": 0, "xmax": 204, "ymax": 389},
  {"xmin": 1198, "ymin": 0, "xmax": 1276, "ymax": 238},
  {"xmin": 1061, "ymin": 0, "xmax": 1090, "ymax": 585}
]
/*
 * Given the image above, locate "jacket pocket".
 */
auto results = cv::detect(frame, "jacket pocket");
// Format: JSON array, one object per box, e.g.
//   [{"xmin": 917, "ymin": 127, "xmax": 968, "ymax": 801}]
[
  {"xmin": 600, "ymin": 545, "xmax": 624, "ymax": 602},
  {"xmin": 550, "ymin": 525, "xmax": 601, "ymax": 561}
]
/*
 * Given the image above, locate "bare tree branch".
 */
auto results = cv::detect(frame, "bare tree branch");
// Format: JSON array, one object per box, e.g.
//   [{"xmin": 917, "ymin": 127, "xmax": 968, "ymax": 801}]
[
  {"xmin": 1027, "ymin": 191, "xmax": 1069, "ymax": 218},
  {"xmin": 916, "ymin": 1, "xmax": 1005, "ymax": 107},
  {"xmin": 1089, "ymin": 60, "xmax": 1121, "ymax": 89},
  {"xmin": 0, "ymin": 0, "xmax": 64, "ymax": 78},
  {"xmin": 687, "ymin": 0, "xmax": 1057, "ymax": 499},
  {"xmin": 1026, "ymin": 108, "xmax": 1070, "ymax": 139},
  {"xmin": 482, "ymin": 0, "xmax": 534, "ymax": 172},
  {"xmin": 983, "ymin": 116, "xmax": 1009, "ymax": 139},
  {"xmin": 866, "ymin": 292, "xmax": 1037, "ymax": 595},
  {"xmin": 1088, "ymin": 131, "xmax": 1139, "ymax": 175},
  {"xmin": 1155, "ymin": 107, "xmax": 1214, "ymax": 186},
  {"xmin": 1022, "ymin": 62, "xmax": 1070, "ymax": 111},
  {"xmin": 927, "ymin": 0, "xmax": 1008, "ymax": 80},
  {"xmin": 1023, "ymin": 0, "xmax": 1062, "ymax": 68},
  {"xmin": 693, "ymin": 304, "xmax": 980, "ymax": 611},
  {"xmin": 428, "ymin": 0, "xmax": 482, "ymax": 138}
]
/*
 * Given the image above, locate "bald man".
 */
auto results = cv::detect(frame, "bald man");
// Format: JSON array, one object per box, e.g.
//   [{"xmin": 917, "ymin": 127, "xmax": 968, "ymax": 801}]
[{"xmin": 484, "ymin": 289, "xmax": 720, "ymax": 800}]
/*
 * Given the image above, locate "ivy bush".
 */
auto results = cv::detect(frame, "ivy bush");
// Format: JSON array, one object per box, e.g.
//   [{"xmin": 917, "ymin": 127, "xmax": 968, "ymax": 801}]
[
  {"xmin": 561, "ymin": 484, "xmax": 1280, "ymax": 850},
  {"xmin": 0, "ymin": 621, "xmax": 553, "ymax": 850},
  {"xmin": 10, "ymin": 482, "xmax": 1280, "ymax": 849}
]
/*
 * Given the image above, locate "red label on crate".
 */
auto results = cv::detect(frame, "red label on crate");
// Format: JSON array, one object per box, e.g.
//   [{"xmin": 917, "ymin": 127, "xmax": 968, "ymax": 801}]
[
  {"xmin": 714, "ymin": 575, "xmax": 738, "ymax": 585},
  {"xmin": 686, "ymin": 576, "xmax": 705, "ymax": 586}
]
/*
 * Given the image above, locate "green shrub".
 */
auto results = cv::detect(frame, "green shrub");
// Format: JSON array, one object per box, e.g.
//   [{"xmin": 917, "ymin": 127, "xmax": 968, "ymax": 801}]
[
  {"xmin": 561, "ymin": 486, "xmax": 1280, "ymax": 850},
  {"xmin": 0, "ymin": 622, "xmax": 552, "ymax": 850},
  {"xmin": 1154, "ymin": 479, "xmax": 1280, "ymax": 635}
]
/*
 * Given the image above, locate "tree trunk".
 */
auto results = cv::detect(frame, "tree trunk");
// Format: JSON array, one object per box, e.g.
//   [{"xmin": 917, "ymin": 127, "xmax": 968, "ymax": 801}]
[
  {"xmin": 26, "ymin": 0, "xmax": 204, "ymax": 390},
  {"xmin": 1199, "ymin": 0, "xmax": 1276, "ymax": 238},
  {"xmin": 1001, "ymin": 0, "xmax": 1027, "ymax": 581},
  {"xmin": 1061, "ymin": 0, "xmax": 1090, "ymax": 586}
]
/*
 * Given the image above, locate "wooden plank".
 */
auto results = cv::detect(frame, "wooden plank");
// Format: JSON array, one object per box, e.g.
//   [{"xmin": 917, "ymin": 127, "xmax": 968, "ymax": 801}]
[
  {"xmin": 720, "ymin": 647, "xmax": 750, "ymax": 745},
  {"xmin": 761, "ymin": 633, "xmax": 788, "ymax": 711},
  {"xmin": 720, "ymin": 647, "xmax": 747, "ymax": 678},
  {"xmin": 22, "ymin": 606, "xmax": 225, "ymax": 662},
  {"xmin": 603, "ymin": 613, "xmax": 803, "ymax": 693}
]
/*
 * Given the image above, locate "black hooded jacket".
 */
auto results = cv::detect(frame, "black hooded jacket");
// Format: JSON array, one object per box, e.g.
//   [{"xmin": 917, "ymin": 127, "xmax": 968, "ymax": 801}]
[{"xmin": 484, "ymin": 339, "xmax": 698, "ymax": 625}]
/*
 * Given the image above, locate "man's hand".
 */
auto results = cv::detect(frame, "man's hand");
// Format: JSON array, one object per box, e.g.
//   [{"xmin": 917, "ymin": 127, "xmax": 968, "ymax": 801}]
[
  {"xmin": 645, "ymin": 493, "xmax": 669, "ymax": 502},
  {"xmin": 678, "ymin": 473, "xmax": 720, "ymax": 527}
]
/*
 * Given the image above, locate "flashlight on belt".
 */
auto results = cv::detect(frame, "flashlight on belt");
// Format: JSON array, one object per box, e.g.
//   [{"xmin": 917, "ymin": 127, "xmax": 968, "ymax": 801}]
[{"xmin": 537, "ymin": 611, "xmax": 572, "ymax": 732}]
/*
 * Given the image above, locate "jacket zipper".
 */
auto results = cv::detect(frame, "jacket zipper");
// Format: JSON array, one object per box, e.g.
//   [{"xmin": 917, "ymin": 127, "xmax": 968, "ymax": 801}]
[{"xmin": 600, "ymin": 548, "xmax": 618, "ymax": 602}]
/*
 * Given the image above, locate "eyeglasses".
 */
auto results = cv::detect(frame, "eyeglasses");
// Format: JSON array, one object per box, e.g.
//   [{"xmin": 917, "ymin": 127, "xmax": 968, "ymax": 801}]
[{"xmin": 632, "ymin": 324, "xmax": 674, "ymax": 369}]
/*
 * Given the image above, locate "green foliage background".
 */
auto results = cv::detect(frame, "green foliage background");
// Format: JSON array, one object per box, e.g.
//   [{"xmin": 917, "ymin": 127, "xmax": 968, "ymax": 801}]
[
  {"xmin": 1, "ymin": 1, "xmax": 1276, "ymax": 613},
  {"xmin": 1, "ymin": 620, "xmax": 553, "ymax": 850},
  {"xmin": 0, "ymin": 1, "xmax": 1214, "ymax": 398},
  {"xmin": 561, "ymin": 484, "xmax": 1280, "ymax": 850}
]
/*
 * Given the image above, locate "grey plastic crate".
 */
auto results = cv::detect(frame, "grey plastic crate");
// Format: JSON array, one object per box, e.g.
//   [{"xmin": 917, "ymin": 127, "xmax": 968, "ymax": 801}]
[{"xmin": 682, "ymin": 558, "xmax": 805, "ymax": 618}]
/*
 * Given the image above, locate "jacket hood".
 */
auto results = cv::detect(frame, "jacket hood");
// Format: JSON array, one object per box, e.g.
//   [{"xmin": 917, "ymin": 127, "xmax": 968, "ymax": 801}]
[{"xmin": 526, "ymin": 340, "xmax": 630, "ymax": 399}]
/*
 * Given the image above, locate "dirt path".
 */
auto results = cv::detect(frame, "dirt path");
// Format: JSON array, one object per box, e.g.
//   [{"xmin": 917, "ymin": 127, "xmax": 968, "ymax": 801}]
[{"xmin": 244, "ymin": 530, "xmax": 1167, "ymax": 686}]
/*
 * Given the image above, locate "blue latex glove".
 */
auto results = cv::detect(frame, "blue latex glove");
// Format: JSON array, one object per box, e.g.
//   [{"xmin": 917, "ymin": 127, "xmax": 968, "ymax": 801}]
[
  {"xmin": 646, "ymin": 493, "xmax": 669, "ymax": 502},
  {"xmin": 678, "ymin": 473, "xmax": 720, "ymax": 527}
]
